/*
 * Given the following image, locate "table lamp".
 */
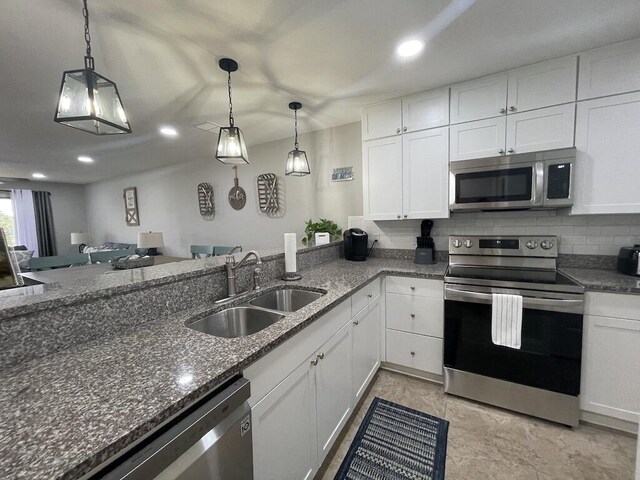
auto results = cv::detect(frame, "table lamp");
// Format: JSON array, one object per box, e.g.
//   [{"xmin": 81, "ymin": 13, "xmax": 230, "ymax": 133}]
[
  {"xmin": 137, "ymin": 232, "xmax": 164, "ymax": 256},
  {"xmin": 70, "ymin": 232, "xmax": 92, "ymax": 253}
]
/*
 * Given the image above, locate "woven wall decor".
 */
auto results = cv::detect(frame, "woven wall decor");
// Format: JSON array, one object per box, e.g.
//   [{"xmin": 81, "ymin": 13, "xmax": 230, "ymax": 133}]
[
  {"xmin": 197, "ymin": 182, "xmax": 215, "ymax": 217},
  {"xmin": 257, "ymin": 173, "xmax": 279, "ymax": 214}
]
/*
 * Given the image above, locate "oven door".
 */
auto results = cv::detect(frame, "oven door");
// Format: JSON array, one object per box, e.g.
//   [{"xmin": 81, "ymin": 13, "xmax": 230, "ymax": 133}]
[
  {"xmin": 444, "ymin": 284, "xmax": 583, "ymax": 396},
  {"xmin": 450, "ymin": 161, "xmax": 544, "ymax": 211}
]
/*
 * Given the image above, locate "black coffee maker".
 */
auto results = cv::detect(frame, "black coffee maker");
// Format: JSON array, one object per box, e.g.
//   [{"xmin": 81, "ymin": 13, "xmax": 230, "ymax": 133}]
[{"xmin": 344, "ymin": 228, "xmax": 368, "ymax": 261}]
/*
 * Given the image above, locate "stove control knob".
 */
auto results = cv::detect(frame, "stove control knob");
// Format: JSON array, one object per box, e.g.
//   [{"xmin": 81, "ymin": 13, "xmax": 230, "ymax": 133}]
[
  {"xmin": 540, "ymin": 240, "xmax": 554, "ymax": 250},
  {"xmin": 463, "ymin": 239, "xmax": 473, "ymax": 248},
  {"xmin": 452, "ymin": 239, "xmax": 462, "ymax": 248},
  {"xmin": 526, "ymin": 240, "xmax": 539, "ymax": 249}
]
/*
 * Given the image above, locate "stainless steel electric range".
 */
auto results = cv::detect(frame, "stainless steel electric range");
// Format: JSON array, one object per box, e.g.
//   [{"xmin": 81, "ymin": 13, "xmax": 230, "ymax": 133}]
[{"xmin": 443, "ymin": 235, "xmax": 584, "ymax": 426}]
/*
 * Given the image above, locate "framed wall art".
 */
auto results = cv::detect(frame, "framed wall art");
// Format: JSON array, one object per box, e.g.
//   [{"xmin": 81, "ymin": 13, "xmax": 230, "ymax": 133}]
[
  {"xmin": 331, "ymin": 166, "xmax": 354, "ymax": 182},
  {"xmin": 123, "ymin": 187, "xmax": 140, "ymax": 226}
]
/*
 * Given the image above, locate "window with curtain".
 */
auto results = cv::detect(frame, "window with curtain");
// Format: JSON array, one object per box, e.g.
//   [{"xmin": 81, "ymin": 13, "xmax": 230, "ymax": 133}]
[{"xmin": 0, "ymin": 191, "xmax": 15, "ymax": 246}]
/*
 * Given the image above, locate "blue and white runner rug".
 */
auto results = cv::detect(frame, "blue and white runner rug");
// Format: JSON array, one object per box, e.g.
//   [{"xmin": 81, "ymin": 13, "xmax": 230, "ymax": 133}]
[{"xmin": 334, "ymin": 397, "xmax": 449, "ymax": 480}]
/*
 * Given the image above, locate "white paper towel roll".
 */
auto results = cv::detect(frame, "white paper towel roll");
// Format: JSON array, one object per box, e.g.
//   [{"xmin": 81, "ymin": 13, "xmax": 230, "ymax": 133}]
[{"xmin": 284, "ymin": 233, "xmax": 297, "ymax": 273}]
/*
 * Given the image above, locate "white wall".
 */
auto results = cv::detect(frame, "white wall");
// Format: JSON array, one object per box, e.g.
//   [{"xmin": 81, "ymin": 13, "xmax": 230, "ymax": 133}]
[
  {"xmin": 84, "ymin": 122, "xmax": 362, "ymax": 256},
  {"xmin": 2, "ymin": 181, "xmax": 88, "ymax": 255}
]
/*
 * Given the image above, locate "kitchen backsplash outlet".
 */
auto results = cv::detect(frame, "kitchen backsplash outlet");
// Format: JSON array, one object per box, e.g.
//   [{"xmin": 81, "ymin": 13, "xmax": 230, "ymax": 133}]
[{"xmin": 348, "ymin": 210, "xmax": 640, "ymax": 256}]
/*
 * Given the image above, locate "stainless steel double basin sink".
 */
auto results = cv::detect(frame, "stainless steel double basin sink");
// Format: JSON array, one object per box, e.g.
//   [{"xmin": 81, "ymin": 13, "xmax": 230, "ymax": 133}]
[{"xmin": 187, "ymin": 288, "xmax": 325, "ymax": 339}]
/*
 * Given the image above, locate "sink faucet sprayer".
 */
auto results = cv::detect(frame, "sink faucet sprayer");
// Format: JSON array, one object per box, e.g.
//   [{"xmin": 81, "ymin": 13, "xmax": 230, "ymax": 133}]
[{"xmin": 225, "ymin": 250, "xmax": 262, "ymax": 297}]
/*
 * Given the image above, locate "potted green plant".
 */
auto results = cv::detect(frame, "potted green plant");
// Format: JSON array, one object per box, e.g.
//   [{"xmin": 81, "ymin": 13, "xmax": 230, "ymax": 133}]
[{"xmin": 301, "ymin": 218, "xmax": 342, "ymax": 245}]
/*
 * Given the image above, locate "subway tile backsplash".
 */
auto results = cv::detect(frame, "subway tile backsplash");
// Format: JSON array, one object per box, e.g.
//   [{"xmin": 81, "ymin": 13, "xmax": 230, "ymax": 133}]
[{"xmin": 348, "ymin": 210, "xmax": 640, "ymax": 257}]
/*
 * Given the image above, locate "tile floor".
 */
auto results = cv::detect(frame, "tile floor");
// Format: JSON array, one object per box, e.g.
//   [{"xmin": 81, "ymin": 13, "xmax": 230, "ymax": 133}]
[{"xmin": 317, "ymin": 369, "xmax": 637, "ymax": 480}]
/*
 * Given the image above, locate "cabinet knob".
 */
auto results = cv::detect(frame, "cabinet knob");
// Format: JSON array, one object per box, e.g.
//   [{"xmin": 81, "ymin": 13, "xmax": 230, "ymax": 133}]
[
  {"xmin": 410, "ymin": 351, "xmax": 416, "ymax": 356},
  {"xmin": 318, "ymin": 352, "xmax": 324, "ymax": 360},
  {"xmin": 509, "ymin": 106, "xmax": 516, "ymax": 112},
  {"xmin": 353, "ymin": 320, "xmax": 359, "ymax": 326},
  {"xmin": 367, "ymin": 293, "xmax": 373, "ymax": 298},
  {"xmin": 410, "ymin": 286, "xmax": 415, "ymax": 291},
  {"xmin": 498, "ymin": 149, "xmax": 505, "ymax": 155},
  {"xmin": 508, "ymin": 148, "xmax": 515, "ymax": 153},
  {"xmin": 403, "ymin": 214, "xmax": 408, "ymax": 218},
  {"xmin": 311, "ymin": 358, "xmax": 318, "ymax": 366},
  {"xmin": 499, "ymin": 108, "xmax": 506, "ymax": 114},
  {"xmin": 397, "ymin": 214, "xmax": 401, "ymax": 219},
  {"xmin": 410, "ymin": 313, "xmax": 415, "ymax": 318},
  {"xmin": 403, "ymin": 126, "xmax": 407, "ymax": 132},
  {"xmin": 396, "ymin": 128, "xmax": 401, "ymax": 134}
]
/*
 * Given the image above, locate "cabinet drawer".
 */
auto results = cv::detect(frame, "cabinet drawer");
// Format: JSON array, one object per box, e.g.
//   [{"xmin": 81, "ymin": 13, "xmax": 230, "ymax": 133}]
[
  {"xmin": 386, "ymin": 293, "xmax": 443, "ymax": 338},
  {"xmin": 585, "ymin": 292, "xmax": 640, "ymax": 321},
  {"xmin": 386, "ymin": 329, "xmax": 443, "ymax": 375},
  {"xmin": 385, "ymin": 276, "xmax": 443, "ymax": 298},
  {"xmin": 352, "ymin": 280, "xmax": 380, "ymax": 316}
]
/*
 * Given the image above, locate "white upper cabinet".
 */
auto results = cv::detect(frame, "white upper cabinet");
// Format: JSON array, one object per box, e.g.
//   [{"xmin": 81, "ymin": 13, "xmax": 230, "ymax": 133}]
[
  {"xmin": 578, "ymin": 37, "xmax": 640, "ymax": 100},
  {"xmin": 507, "ymin": 56, "xmax": 577, "ymax": 113},
  {"xmin": 362, "ymin": 136, "xmax": 403, "ymax": 220},
  {"xmin": 402, "ymin": 88, "xmax": 450, "ymax": 133},
  {"xmin": 572, "ymin": 91, "xmax": 640, "ymax": 215},
  {"xmin": 362, "ymin": 88, "xmax": 449, "ymax": 141},
  {"xmin": 450, "ymin": 73, "xmax": 508, "ymax": 124},
  {"xmin": 505, "ymin": 103, "xmax": 575, "ymax": 155},
  {"xmin": 361, "ymin": 99, "xmax": 402, "ymax": 141},
  {"xmin": 449, "ymin": 116, "xmax": 506, "ymax": 161},
  {"xmin": 402, "ymin": 127, "xmax": 449, "ymax": 219}
]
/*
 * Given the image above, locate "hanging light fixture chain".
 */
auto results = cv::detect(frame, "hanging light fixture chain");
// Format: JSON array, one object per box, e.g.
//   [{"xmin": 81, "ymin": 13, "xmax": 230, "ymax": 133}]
[
  {"xmin": 294, "ymin": 108, "xmax": 299, "ymax": 149},
  {"xmin": 82, "ymin": 0, "xmax": 94, "ymax": 69},
  {"xmin": 227, "ymin": 71, "xmax": 234, "ymax": 127}
]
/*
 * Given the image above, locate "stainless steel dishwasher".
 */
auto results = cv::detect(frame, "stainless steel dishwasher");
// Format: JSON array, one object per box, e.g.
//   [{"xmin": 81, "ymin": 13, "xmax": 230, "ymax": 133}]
[{"xmin": 93, "ymin": 376, "xmax": 253, "ymax": 480}]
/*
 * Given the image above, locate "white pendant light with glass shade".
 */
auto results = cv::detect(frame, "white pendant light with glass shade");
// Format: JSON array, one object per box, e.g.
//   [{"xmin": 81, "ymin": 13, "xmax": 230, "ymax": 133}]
[
  {"xmin": 215, "ymin": 58, "xmax": 249, "ymax": 164},
  {"xmin": 54, "ymin": 0, "xmax": 131, "ymax": 135},
  {"xmin": 285, "ymin": 102, "xmax": 311, "ymax": 176}
]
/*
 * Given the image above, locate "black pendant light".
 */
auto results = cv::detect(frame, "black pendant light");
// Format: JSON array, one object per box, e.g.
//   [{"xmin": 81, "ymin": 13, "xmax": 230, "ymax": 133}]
[
  {"xmin": 215, "ymin": 58, "xmax": 248, "ymax": 165},
  {"xmin": 54, "ymin": 0, "xmax": 131, "ymax": 135},
  {"xmin": 285, "ymin": 102, "xmax": 310, "ymax": 176}
]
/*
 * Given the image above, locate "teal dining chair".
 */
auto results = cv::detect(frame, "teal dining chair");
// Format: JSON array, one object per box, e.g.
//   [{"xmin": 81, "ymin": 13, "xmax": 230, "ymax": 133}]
[
  {"xmin": 191, "ymin": 245, "xmax": 215, "ymax": 259},
  {"xmin": 214, "ymin": 246, "xmax": 242, "ymax": 256}
]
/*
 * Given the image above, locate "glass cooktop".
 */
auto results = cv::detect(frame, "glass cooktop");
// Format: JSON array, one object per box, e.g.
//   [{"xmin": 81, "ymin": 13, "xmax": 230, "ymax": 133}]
[{"xmin": 445, "ymin": 265, "xmax": 584, "ymax": 293}]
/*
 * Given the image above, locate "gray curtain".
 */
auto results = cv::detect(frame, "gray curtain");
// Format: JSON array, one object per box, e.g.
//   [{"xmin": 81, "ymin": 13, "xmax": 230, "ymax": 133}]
[{"xmin": 32, "ymin": 191, "xmax": 57, "ymax": 257}]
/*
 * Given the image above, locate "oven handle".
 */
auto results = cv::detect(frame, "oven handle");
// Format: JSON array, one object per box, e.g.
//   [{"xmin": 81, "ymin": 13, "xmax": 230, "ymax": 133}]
[{"xmin": 445, "ymin": 286, "xmax": 583, "ymax": 313}]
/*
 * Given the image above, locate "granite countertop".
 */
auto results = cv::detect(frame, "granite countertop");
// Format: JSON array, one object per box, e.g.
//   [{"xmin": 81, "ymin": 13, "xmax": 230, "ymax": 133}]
[
  {"xmin": 560, "ymin": 267, "xmax": 640, "ymax": 294},
  {"xmin": 0, "ymin": 258, "xmax": 446, "ymax": 480}
]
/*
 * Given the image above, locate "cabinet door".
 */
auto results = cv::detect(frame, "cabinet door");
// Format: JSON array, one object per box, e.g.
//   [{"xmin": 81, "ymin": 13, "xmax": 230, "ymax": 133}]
[
  {"xmin": 572, "ymin": 92, "xmax": 640, "ymax": 214},
  {"xmin": 361, "ymin": 99, "xmax": 402, "ymax": 141},
  {"xmin": 252, "ymin": 357, "xmax": 317, "ymax": 480},
  {"xmin": 352, "ymin": 299, "xmax": 380, "ymax": 403},
  {"xmin": 507, "ymin": 56, "xmax": 577, "ymax": 113},
  {"xmin": 578, "ymin": 38, "xmax": 640, "ymax": 100},
  {"xmin": 402, "ymin": 127, "xmax": 449, "ymax": 219},
  {"xmin": 362, "ymin": 136, "xmax": 403, "ymax": 220},
  {"xmin": 449, "ymin": 116, "xmax": 506, "ymax": 161},
  {"xmin": 315, "ymin": 321, "xmax": 352, "ymax": 461},
  {"xmin": 505, "ymin": 103, "xmax": 575, "ymax": 155},
  {"xmin": 450, "ymin": 73, "xmax": 508, "ymax": 124},
  {"xmin": 402, "ymin": 87, "xmax": 449, "ymax": 132},
  {"xmin": 580, "ymin": 315, "xmax": 640, "ymax": 423}
]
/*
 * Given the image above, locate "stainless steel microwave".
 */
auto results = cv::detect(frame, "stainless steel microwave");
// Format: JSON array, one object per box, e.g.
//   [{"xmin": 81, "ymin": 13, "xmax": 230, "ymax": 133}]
[{"xmin": 449, "ymin": 147, "xmax": 575, "ymax": 211}]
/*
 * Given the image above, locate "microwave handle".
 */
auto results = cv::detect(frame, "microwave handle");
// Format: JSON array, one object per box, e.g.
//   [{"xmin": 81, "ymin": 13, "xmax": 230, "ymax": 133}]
[
  {"xmin": 444, "ymin": 286, "xmax": 583, "ymax": 312},
  {"xmin": 533, "ymin": 161, "xmax": 545, "ymax": 204}
]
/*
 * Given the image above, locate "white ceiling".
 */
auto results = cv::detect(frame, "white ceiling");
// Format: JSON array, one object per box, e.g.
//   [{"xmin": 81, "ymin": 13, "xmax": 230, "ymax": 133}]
[{"xmin": 2, "ymin": 0, "xmax": 640, "ymax": 184}]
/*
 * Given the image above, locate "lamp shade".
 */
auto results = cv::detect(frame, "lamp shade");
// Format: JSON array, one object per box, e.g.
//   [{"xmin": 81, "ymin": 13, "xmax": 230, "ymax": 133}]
[
  {"xmin": 137, "ymin": 232, "xmax": 164, "ymax": 248},
  {"xmin": 70, "ymin": 232, "xmax": 92, "ymax": 245},
  {"xmin": 54, "ymin": 68, "xmax": 131, "ymax": 135},
  {"xmin": 285, "ymin": 149, "xmax": 311, "ymax": 176},
  {"xmin": 216, "ymin": 126, "xmax": 249, "ymax": 164}
]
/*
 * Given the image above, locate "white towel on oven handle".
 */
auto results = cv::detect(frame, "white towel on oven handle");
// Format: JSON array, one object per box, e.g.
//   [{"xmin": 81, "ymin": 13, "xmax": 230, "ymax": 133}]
[{"xmin": 491, "ymin": 293, "xmax": 523, "ymax": 349}]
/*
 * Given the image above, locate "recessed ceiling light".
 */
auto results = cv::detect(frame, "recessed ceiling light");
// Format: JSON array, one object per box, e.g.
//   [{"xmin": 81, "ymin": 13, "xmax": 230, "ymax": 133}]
[
  {"xmin": 77, "ymin": 156, "xmax": 94, "ymax": 163},
  {"xmin": 159, "ymin": 126, "xmax": 178, "ymax": 137},
  {"xmin": 32, "ymin": 173, "xmax": 46, "ymax": 179},
  {"xmin": 397, "ymin": 39, "xmax": 424, "ymax": 57}
]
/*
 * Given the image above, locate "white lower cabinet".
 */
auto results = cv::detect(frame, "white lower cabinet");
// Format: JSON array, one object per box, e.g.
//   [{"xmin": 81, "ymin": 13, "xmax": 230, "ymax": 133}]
[
  {"xmin": 386, "ymin": 329, "xmax": 443, "ymax": 375},
  {"xmin": 352, "ymin": 298, "xmax": 381, "ymax": 403},
  {"xmin": 252, "ymin": 357, "xmax": 317, "ymax": 480},
  {"xmin": 316, "ymin": 321, "xmax": 353, "ymax": 459},
  {"xmin": 580, "ymin": 293, "xmax": 640, "ymax": 424}
]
